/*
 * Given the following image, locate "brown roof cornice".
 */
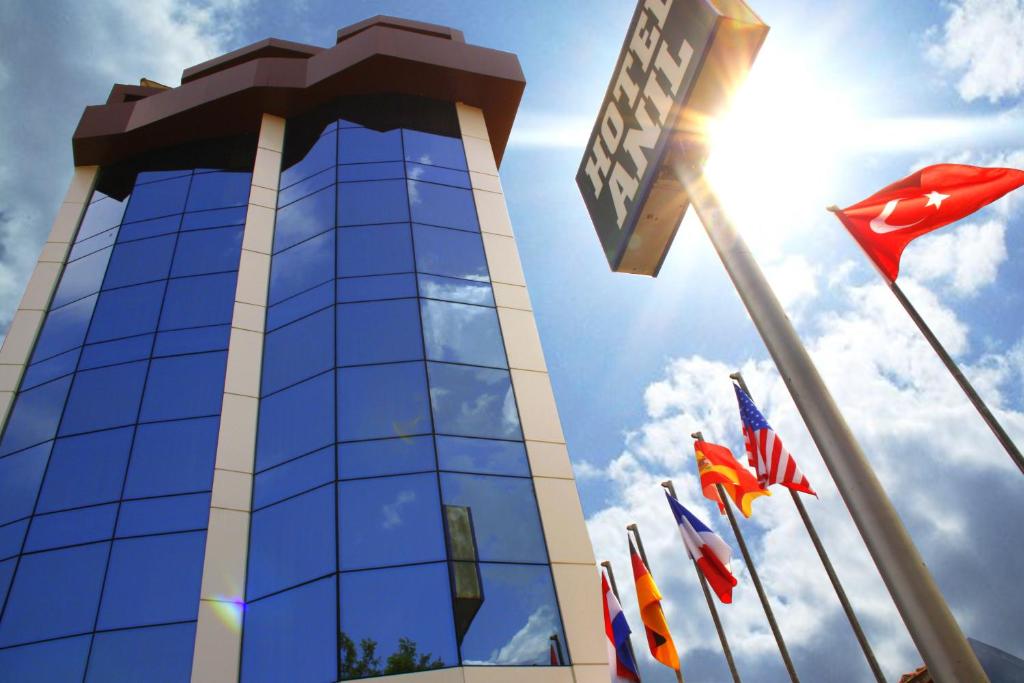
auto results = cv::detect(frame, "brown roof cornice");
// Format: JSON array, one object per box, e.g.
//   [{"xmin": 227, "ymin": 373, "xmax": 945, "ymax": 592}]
[{"xmin": 72, "ymin": 17, "xmax": 524, "ymax": 168}]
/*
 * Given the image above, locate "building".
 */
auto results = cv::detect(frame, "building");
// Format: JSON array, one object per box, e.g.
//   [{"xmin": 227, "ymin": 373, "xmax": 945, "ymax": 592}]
[{"xmin": 0, "ymin": 17, "xmax": 606, "ymax": 683}]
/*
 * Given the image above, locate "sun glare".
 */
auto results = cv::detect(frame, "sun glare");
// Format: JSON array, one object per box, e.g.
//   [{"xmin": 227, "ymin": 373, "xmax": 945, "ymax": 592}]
[{"xmin": 702, "ymin": 48, "xmax": 864, "ymax": 257}]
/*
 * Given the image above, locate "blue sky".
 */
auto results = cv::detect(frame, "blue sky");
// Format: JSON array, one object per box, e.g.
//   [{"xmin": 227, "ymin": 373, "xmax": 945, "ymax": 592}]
[{"xmin": 2, "ymin": 1, "xmax": 1024, "ymax": 681}]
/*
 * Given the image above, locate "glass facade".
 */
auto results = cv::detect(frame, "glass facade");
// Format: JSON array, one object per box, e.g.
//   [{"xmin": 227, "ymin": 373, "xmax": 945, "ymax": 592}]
[
  {"xmin": 0, "ymin": 144, "xmax": 252, "ymax": 681},
  {"xmin": 240, "ymin": 103, "xmax": 568, "ymax": 681}
]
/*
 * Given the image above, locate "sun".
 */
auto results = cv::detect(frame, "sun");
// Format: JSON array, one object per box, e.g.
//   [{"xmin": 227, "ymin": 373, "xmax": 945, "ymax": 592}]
[{"xmin": 700, "ymin": 45, "xmax": 865, "ymax": 258}]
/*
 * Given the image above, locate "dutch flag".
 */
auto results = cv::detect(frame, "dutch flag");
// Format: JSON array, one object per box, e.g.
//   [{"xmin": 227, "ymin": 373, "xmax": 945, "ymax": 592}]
[{"xmin": 602, "ymin": 570, "xmax": 641, "ymax": 682}]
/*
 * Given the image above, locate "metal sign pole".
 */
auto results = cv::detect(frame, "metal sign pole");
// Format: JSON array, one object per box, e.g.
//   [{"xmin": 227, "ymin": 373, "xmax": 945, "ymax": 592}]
[
  {"xmin": 676, "ymin": 160, "xmax": 988, "ymax": 683},
  {"xmin": 660, "ymin": 480, "xmax": 742, "ymax": 683},
  {"xmin": 730, "ymin": 372, "xmax": 886, "ymax": 683}
]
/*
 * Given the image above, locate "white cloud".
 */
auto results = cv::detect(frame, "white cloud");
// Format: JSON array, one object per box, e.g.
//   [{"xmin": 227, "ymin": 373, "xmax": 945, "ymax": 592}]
[
  {"xmin": 902, "ymin": 219, "xmax": 1006, "ymax": 296},
  {"xmin": 0, "ymin": 0, "xmax": 252, "ymax": 340},
  {"xmin": 927, "ymin": 0, "xmax": 1024, "ymax": 103},
  {"xmin": 583, "ymin": 227, "xmax": 1024, "ymax": 680}
]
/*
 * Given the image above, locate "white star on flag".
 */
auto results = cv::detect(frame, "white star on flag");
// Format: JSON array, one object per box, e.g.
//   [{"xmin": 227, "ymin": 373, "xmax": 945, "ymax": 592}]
[{"xmin": 924, "ymin": 190, "xmax": 950, "ymax": 208}]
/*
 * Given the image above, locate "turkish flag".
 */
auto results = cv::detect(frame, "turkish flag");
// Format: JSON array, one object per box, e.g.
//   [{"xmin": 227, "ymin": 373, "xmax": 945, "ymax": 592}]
[{"xmin": 832, "ymin": 164, "xmax": 1024, "ymax": 280}]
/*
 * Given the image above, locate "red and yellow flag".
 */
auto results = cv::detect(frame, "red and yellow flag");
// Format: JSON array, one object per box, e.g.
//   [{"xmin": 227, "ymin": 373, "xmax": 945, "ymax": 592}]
[
  {"xmin": 629, "ymin": 538, "xmax": 680, "ymax": 671},
  {"xmin": 695, "ymin": 439, "xmax": 770, "ymax": 518}
]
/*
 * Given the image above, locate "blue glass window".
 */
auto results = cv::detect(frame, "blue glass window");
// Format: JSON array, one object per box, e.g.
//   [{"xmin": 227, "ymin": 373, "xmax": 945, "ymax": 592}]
[
  {"xmin": 20, "ymin": 348, "xmax": 80, "ymax": 389},
  {"xmin": 405, "ymin": 162, "xmax": 470, "ymax": 188},
  {"xmin": 253, "ymin": 446, "xmax": 334, "ymax": 510},
  {"xmin": 116, "ymin": 493, "xmax": 210, "ymax": 537},
  {"xmin": 262, "ymin": 309, "xmax": 333, "ymax": 395},
  {"xmin": 337, "ymin": 274, "xmax": 417, "ymax": 303},
  {"xmin": 86, "ymin": 622, "xmax": 196, "ymax": 683},
  {"xmin": 441, "ymin": 473, "xmax": 547, "ymax": 563},
  {"xmin": 337, "ymin": 473, "xmax": 444, "ymax": 570},
  {"xmin": 102, "ymin": 234, "xmax": 176, "ymax": 289},
  {"xmin": 79, "ymin": 334, "xmax": 152, "ymax": 370},
  {"xmin": 186, "ymin": 171, "xmax": 251, "ymax": 211},
  {"xmin": 336, "ymin": 299, "xmax": 422, "ymax": 366},
  {"xmin": 0, "ymin": 557, "xmax": 13, "ymax": 604},
  {"xmin": 280, "ymin": 130, "xmax": 336, "ymax": 188},
  {"xmin": 337, "ymin": 180, "xmax": 409, "ymax": 225},
  {"xmin": 117, "ymin": 214, "xmax": 182, "ymax": 242},
  {"xmin": 241, "ymin": 578, "xmax": 337, "ymax": 683},
  {"xmin": 247, "ymin": 486, "xmax": 334, "ymax": 599},
  {"xmin": 140, "ymin": 351, "xmax": 227, "ymax": 421},
  {"xmin": 408, "ymin": 181, "xmax": 478, "ymax": 231},
  {"xmin": 52, "ymin": 247, "xmax": 113, "ymax": 308},
  {"xmin": 338, "ymin": 127, "xmax": 402, "ymax": 164},
  {"xmin": 337, "ymin": 224, "xmax": 413, "ymax": 276},
  {"xmin": 77, "ymin": 195, "xmax": 128, "ymax": 241},
  {"xmin": 88, "ymin": 282, "xmax": 165, "ymax": 342},
  {"xmin": 31, "ymin": 295, "xmax": 97, "ymax": 361},
  {"xmin": 159, "ymin": 272, "xmax": 236, "ymax": 330},
  {"xmin": 421, "ymin": 299, "xmax": 506, "ymax": 368},
  {"xmin": 0, "ymin": 378, "xmax": 70, "ymax": 455},
  {"xmin": 273, "ymin": 187, "xmax": 334, "ymax": 253},
  {"xmin": 0, "ymin": 521, "xmax": 27, "ymax": 560},
  {"xmin": 153, "ymin": 325, "xmax": 230, "ymax": 357},
  {"xmin": 0, "ymin": 542, "xmax": 108, "ymax": 645},
  {"xmin": 337, "ymin": 161, "xmax": 405, "ymax": 182},
  {"xmin": 339, "ymin": 563, "xmax": 456, "ymax": 678},
  {"xmin": 418, "ymin": 274, "xmax": 493, "ymax": 306},
  {"xmin": 181, "ymin": 206, "xmax": 247, "ymax": 230},
  {"xmin": 68, "ymin": 226, "xmax": 117, "ymax": 261},
  {"xmin": 458, "ymin": 564, "xmax": 566, "ymax": 666},
  {"xmin": 59, "ymin": 361, "xmax": 147, "ymax": 435},
  {"xmin": 122, "ymin": 175, "xmax": 191, "ymax": 223},
  {"xmin": 436, "ymin": 436, "xmax": 529, "ymax": 476},
  {"xmin": 413, "ymin": 224, "xmax": 488, "ymax": 281},
  {"xmin": 278, "ymin": 167, "xmax": 334, "ymax": 207},
  {"xmin": 98, "ymin": 532, "xmax": 205, "ymax": 629},
  {"xmin": 24, "ymin": 504, "xmax": 117, "ymax": 552},
  {"xmin": 37, "ymin": 428, "xmax": 133, "ymax": 513},
  {"xmin": 403, "ymin": 129, "xmax": 467, "ymax": 170},
  {"xmin": 171, "ymin": 225, "xmax": 243, "ymax": 276},
  {"xmin": 256, "ymin": 372, "xmax": 334, "ymax": 471},
  {"xmin": 124, "ymin": 417, "xmax": 218, "ymax": 498},
  {"xmin": 337, "ymin": 436, "xmax": 436, "ymax": 480},
  {"xmin": 0, "ymin": 635, "xmax": 91, "ymax": 683},
  {"xmin": 428, "ymin": 363, "xmax": 522, "ymax": 440},
  {"xmin": 267, "ymin": 282, "xmax": 333, "ymax": 331},
  {"xmin": 0, "ymin": 442, "xmax": 52, "ymax": 524},
  {"xmin": 269, "ymin": 230, "xmax": 334, "ymax": 305},
  {"xmin": 338, "ymin": 363, "xmax": 430, "ymax": 442}
]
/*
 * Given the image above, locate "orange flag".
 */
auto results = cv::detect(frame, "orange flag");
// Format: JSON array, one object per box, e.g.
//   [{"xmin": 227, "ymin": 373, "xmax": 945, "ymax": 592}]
[
  {"xmin": 630, "ymin": 537, "xmax": 680, "ymax": 671},
  {"xmin": 695, "ymin": 439, "xmax": 770, "ymax": 518}
]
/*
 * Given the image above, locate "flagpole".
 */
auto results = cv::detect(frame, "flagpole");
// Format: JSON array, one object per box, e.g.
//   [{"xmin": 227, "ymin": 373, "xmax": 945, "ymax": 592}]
[
  {"xmin": 675, "ymin": 160, "xmax": 988, "ymax": 683},
  {"xmin": 601, "ymin": 560, "xmax": 643, "ymax": 682},
  {"xmin": 660, "ymin": 480, "xmax": 742, "ymax": 683},
  {"xmin": 730, "ymin": 372, "xmax": 886, "ymax": 683},
  {"xmin": 692, "ymin": 432, "xmax": 800, "ymax": 683},
  {"xmin": 627, "ymin": 524, "xmax": 685, "ymax": 683},
  {"xmin": 889, "ymin": 278, "xmax": 1024, "ymax": 475}
]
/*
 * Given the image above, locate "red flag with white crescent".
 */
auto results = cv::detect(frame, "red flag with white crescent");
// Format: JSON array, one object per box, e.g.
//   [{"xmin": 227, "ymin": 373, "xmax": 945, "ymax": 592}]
[{"xmin": 832, "ymin": 163, "xmax": 1024, "ymax": 280}]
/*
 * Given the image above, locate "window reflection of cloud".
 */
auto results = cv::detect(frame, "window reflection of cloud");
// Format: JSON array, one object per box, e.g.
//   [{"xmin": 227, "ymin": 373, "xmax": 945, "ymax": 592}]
[
  {"xmin": 486, "ymin": 604, "xmax": 558, "ymax": 666},
  {"xmin": 428, "ymin": 365, "xmax": 521, "ymax": 439},
  {"xmin": 418, "ymin": 276, "xmax": 491, "ymax": 305},
  {"xmin": 381, "ymin": 490, "xmax": 416, "ymax": 530},
  {"xmin": 407, "ymin": 179, "xmax": 421, "ymax": 206},
  {"xmin": 270, "ymin": 232, "xmax": 332, "ymax": 304},
  {"xmin": 422, "ymin": 300, "xmax": 504, "ymax": 368}
]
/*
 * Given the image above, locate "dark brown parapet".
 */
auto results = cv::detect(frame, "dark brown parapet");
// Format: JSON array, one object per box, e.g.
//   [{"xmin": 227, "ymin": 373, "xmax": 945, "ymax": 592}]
[{"xmin": 72, "ymin": 16, "xmax": 524, "ymax": 168}]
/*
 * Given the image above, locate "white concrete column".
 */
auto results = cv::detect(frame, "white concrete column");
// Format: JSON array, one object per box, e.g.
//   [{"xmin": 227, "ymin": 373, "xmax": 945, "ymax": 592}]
[
  {"xmin": 457, "ymin": 103, "xmax": 607, "ymax": 683},
  {"xmin": 191, "ymin": 113, "xmax": 284, "ymax": 683},
  {"xmin": 0, "ymin": 166, "xmax": 98, "ymax": 428}
]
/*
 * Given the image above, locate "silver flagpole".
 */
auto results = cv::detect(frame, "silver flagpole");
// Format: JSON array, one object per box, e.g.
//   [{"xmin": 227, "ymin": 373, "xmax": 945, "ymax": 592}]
[
  {"xmin": 660, "ymin": 480, "xmax": 742, "ymax": 683},
  {"xmin": 730, "ymin": 371, "xmax": 886, "ymax": 683},
  {"xmin": 674, "ymin": 159, "xmax": 988, "ymax": 683}
]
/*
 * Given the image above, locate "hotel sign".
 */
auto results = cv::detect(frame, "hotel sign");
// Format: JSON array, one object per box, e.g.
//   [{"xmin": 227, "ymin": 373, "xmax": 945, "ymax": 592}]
[{"xmin": 576, "ymin": 0, "xmax": 768, "ymax": 275}]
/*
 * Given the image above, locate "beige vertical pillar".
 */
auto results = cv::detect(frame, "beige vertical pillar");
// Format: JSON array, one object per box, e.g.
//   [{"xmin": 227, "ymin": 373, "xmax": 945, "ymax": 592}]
[
  {"xmin": 0, "ymin": 166, "xmax": 98, "ymax": 428},
  {"xmin": 191, "ymin": 113, "xmax": 284, "ymax": 683},
  {"xmin": 457, "ymin": 103, "xmax": 608, "ymax": 683}
]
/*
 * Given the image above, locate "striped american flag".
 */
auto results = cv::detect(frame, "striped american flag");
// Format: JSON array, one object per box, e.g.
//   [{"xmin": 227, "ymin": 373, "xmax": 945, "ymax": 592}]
[{"xmin": 734, "ymin": 383, "xmax": 816, "ymax": 496}]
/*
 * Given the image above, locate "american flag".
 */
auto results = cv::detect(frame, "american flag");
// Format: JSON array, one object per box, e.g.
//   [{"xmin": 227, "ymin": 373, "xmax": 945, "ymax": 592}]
[{"xmin": 734, "ymin": 383, "xmax": 816, "ymax": 496}]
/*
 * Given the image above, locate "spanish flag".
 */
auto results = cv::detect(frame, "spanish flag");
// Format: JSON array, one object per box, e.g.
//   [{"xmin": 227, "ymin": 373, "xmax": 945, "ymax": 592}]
[
  {"xmin": 629, "ymin": 538, "xmax": 680, "ymax": 671},
  {"xmin": 695, "ymin": 439, "xmax": 770, "ymax": 518}
]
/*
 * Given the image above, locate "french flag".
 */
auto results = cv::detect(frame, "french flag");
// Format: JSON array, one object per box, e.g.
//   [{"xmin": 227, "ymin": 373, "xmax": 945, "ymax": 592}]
[
  {"xmin": 602, "ymin": 570, "xmax": 641, "ymax": 682},
  {"xmin": 665, "ymin": 491, "xmax": 738, "ymax": 604}
]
